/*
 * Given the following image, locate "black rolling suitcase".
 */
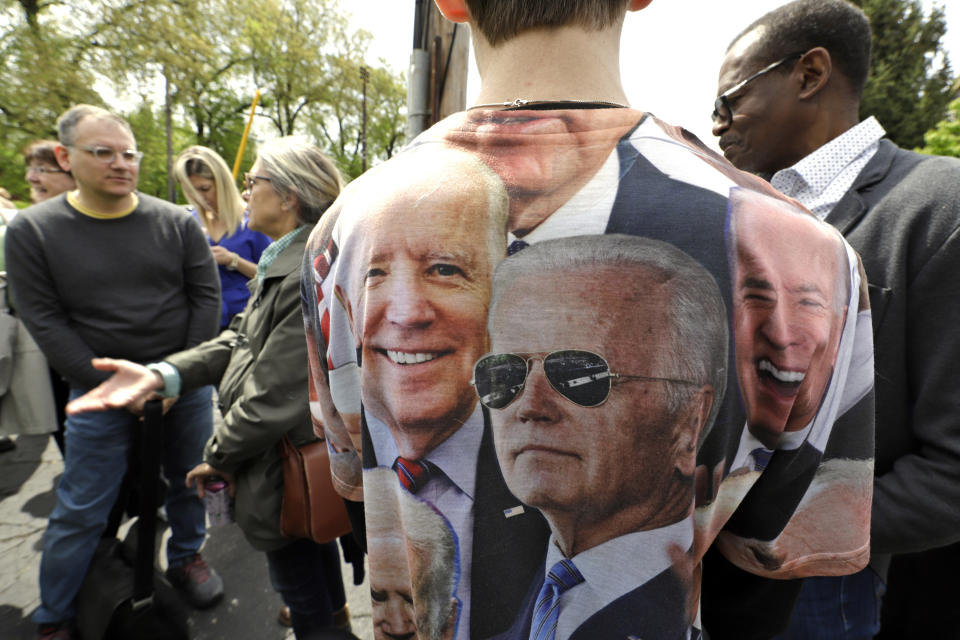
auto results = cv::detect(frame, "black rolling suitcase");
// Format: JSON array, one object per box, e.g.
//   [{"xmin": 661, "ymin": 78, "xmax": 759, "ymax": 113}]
[{"xmin": 75, "ymin": 399, "xmax": 190, "ymax": 640}]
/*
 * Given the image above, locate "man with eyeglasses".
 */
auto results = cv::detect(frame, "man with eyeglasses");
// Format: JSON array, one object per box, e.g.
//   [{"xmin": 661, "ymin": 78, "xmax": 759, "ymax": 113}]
[
  {"xmin": 5, "ymin": 104, "xmax": 223, "ymax": 640},
  {"xmin": 710, "ymin": 1, "xmax": 960, "ymax": 638},
  {"xmin": 479, "ymin": 234, "xmax": 725, "ymax": 639}
]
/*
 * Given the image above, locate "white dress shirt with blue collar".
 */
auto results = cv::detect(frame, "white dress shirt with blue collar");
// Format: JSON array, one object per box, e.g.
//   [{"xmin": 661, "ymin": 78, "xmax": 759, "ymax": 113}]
[
  {"xmin": 367, "ymin": 405, "xmax": 484, "ymax": 640},
  {"xmin": 548, "ymin": 518, "xmax": 694, "ymax": 639},
  {"xmin": 770, "ymin": 117, "xmax": 886, "ymax": 219}
]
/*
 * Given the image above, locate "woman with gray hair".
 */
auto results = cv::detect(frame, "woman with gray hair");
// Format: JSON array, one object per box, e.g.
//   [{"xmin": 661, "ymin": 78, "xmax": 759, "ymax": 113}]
[{"xmin": 65, "ymin": 136, "xmax": 352, "ymax": 638}]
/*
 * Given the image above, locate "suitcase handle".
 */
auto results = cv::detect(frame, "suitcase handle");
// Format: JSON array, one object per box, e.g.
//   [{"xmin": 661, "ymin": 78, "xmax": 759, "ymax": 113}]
[{"xmin": 133, "ymin": 399, "xmax": 164, "ymax": 603}]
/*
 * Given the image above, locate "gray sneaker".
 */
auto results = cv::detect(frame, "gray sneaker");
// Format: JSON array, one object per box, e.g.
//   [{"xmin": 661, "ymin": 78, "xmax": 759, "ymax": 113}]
[{"xmin": 166, "ymin": 553, "xmax": 224, "ymax": 609}]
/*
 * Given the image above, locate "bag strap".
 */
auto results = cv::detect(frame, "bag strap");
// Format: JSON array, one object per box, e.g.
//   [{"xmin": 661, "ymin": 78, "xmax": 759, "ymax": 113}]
[
  {"xmin": 133, "ymin": 399, "xmax": 164, "ymax": 606},
  {"xmin": 0, "ymin": 273, "xmax": 10, "ymax": 314}
]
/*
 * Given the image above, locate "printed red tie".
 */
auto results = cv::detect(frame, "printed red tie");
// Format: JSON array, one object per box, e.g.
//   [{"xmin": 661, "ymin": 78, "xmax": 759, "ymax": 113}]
[{"xmin": 393, "ymin": 456, "xmax": 434, "ymax": 494}]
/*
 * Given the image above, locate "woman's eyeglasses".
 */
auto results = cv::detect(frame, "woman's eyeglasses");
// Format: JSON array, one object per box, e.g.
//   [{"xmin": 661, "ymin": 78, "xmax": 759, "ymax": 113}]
[
  {"xmin": 244, "ymin": 173, "xmax": 273, "ymax": 190},
  {"xmin": 26, "ymin": 166, "xmax": 67, "ymax": 175}
]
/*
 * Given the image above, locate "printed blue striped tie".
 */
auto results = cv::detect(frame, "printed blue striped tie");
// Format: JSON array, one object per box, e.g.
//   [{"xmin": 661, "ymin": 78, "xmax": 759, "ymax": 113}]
[
  {"xmin": 508, "ymin": 239, "xmax": 529, "ymax": 255},
  {"xmin": 529, "ymin": 558, "xmax": 584, "ymax": 640},
  {"xmin": 750, "ymin": 447, "xmax": 773, "ymax": 471}
]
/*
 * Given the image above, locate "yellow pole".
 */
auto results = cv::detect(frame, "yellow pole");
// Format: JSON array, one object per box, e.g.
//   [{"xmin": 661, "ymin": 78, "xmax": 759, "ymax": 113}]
[{"xmin": 233, "ymin": 89, "xmax": 262, "ymax": 180}]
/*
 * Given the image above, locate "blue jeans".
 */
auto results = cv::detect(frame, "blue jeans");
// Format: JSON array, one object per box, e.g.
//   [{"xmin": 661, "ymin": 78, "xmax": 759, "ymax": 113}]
[
  {"xmin": 775, "ymin": 568, "xmax": 886, "ymax": 639},
  {"xmin": 34, "ymin": 386, "xmax": 213, "ymax": 624},
  {"xmin": 265, "ymin": 538, "xmax": 347, "ymax": 639}
]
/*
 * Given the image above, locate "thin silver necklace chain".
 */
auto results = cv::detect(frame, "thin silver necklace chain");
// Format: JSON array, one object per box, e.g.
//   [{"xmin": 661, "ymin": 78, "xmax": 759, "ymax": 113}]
[{"xmin": 467, "ymin": 98, "xmax": 628, "ymax": 110}]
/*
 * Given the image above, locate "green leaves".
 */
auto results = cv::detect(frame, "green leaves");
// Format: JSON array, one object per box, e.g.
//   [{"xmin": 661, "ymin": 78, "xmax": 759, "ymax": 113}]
[
  {"xmin": 0, "ymin": 0, "xmax": 407, "ymax": 203},
  {"xmin": 853, "ymin": 0, "xmax": 955, "ymax": 149},
  {"xmin": 918, "ymin": 97, "xmax": 960, "ymax": 157}
]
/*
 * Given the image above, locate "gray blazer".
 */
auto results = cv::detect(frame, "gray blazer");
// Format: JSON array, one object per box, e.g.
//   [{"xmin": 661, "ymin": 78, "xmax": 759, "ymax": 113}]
[
  {"xmin": 701, "ymin": 139, "xmax": 960, "ymax": 640},
  {"xmin": 825, "ymin": 139, "xmax": 960, "ymax": 573}
]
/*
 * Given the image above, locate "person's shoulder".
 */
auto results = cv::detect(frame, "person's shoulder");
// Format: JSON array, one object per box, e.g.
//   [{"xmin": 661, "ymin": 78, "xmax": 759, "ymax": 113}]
[
  {"xmin": 8, "ymin": 196, "xmax": 68, "ymax": 230},
  {"xmin": 900, "ymin": 147, "xmax": 960, "ymax": 176},
  {"xmin": 874, "ymin": 138, "xmax": 955, "ymax": 172},
  {"xmin": 136, "ymin": 193, "xmax": 208, "ymax": 237},
  {"xmin": 7, "ymin": 206, "xmax": 33, "ymax": 230},
  {"xmin": 875, "ymin": 141, "xmax": 960, "ymax": 199},
  {"xmin": 270, "ymin": 227, "xmax": 312, "ymax": 277},
  {"xmin": 136, "ymin": 192, "xmax": 194, "ymax": 218}
]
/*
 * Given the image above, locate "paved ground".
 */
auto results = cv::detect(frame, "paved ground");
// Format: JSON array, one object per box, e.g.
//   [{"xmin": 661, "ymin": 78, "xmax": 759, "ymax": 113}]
[{"xmin": 0, "ymin": 434, "xmax": 374, "ymax": 640}]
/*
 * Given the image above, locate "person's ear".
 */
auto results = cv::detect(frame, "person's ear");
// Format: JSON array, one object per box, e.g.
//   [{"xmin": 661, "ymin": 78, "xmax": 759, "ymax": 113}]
[
  {"xmin": 797, "ymin": 47, "xmax": 832, "ymax": 100},
  {"xmin": 629, "ymin": 0, "xmax": 654, "ymax": 11},
  {"xmin": 674, "ymin": 386, "xmax": 714, "ymax": 477},
  {"xmin": 55, "ymin": 144, "xmax": 71, "ymax": 172},
  {"xmin": 434, "ymin": 0, "xmax": 469, "ymax": 23},
  {"xmin": 282, "ymin": 193, "xmax": 298, "ymax": 212}
]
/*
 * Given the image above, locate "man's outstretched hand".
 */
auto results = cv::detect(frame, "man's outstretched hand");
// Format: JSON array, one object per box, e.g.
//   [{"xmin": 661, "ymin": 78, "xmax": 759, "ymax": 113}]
[{"xmin": 65, "ymin": 358, "xmax": 165, "ymax": 415}]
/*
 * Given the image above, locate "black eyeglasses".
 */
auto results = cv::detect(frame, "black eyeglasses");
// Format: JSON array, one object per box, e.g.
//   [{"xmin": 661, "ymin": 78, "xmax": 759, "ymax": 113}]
[
  {"xmin": 711, "ymin": 52, "xmax": 804, "ymax": 126},
  {"xmin": 26, "ymin": 166, "xmax": 67, "ymax": 175},
  {"xmin": 472, "ymin": 350, "xmax": 698, "ymax": 409},
  {"xmin": 244, "ymin": 173, "xmax": 273, "ymax": 190},
  {"xmin": 69, "ymin": 144, "xmax": 143, "ymax": 165}
]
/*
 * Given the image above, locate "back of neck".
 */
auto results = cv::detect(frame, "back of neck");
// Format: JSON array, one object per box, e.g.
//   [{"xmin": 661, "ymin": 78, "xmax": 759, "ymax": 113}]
[{"xmin": 472, "ymin": 24, "xmax": 629, "ymax": 107}]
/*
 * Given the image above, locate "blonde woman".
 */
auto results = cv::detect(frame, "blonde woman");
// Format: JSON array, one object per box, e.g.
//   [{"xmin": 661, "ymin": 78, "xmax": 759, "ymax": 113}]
[{"xmin": 174, "ymin": 146, "xmax": 272, "ymax": 329}]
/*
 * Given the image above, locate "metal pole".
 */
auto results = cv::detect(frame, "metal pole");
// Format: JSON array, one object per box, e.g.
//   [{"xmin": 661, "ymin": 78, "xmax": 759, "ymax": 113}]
[
  {"xmin": 407, "ymin": 0, "xmax": 431, "ymax": 139},
  {"xmin": 165, "ymin": 68, "xmax": 175, "ymax": 202},
  {"xmin": 361, "ymin": 66, "xmax": 369, "ymax": 172}
]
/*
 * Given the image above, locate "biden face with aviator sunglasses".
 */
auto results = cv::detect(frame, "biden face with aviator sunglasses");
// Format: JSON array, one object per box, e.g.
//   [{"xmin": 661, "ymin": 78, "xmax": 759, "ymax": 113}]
[{"xmin": 477, "ymin": 234, "xmax": 727, "ymax": 639}]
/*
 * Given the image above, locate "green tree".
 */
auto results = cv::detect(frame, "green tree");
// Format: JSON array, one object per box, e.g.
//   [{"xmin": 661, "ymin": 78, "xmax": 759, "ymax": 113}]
[
  {"xmin": 851, "ymin": 0, "xmax": 955, "ymax": 149},
  {"xmin": 0, "ymin": 4, "xmax": 102, "ymax": 201},
  {"xmin": 91, "ymin": 0, "xmax": 255, "ymax": 144},
  {"xmin": 918, "ymin": 97, "xmax": 960, "ymax": 157},
  {"xmin": 87, "ymin": 0, "xmax": 257, "ymax": 194},
  {"xmin": 307, "ymin": 45, "xmax": 407, "ymax": 180},
  {"xmin": 241, "ymin": 0, "xmax": 344, "ymax": 136},
  {"xmin": 125, "ymin": 101, "xmax": 195, "ymax": 199},
  {"xmin": 0, "ymin": 0, "xmax": 408, "ymax": 198}
]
